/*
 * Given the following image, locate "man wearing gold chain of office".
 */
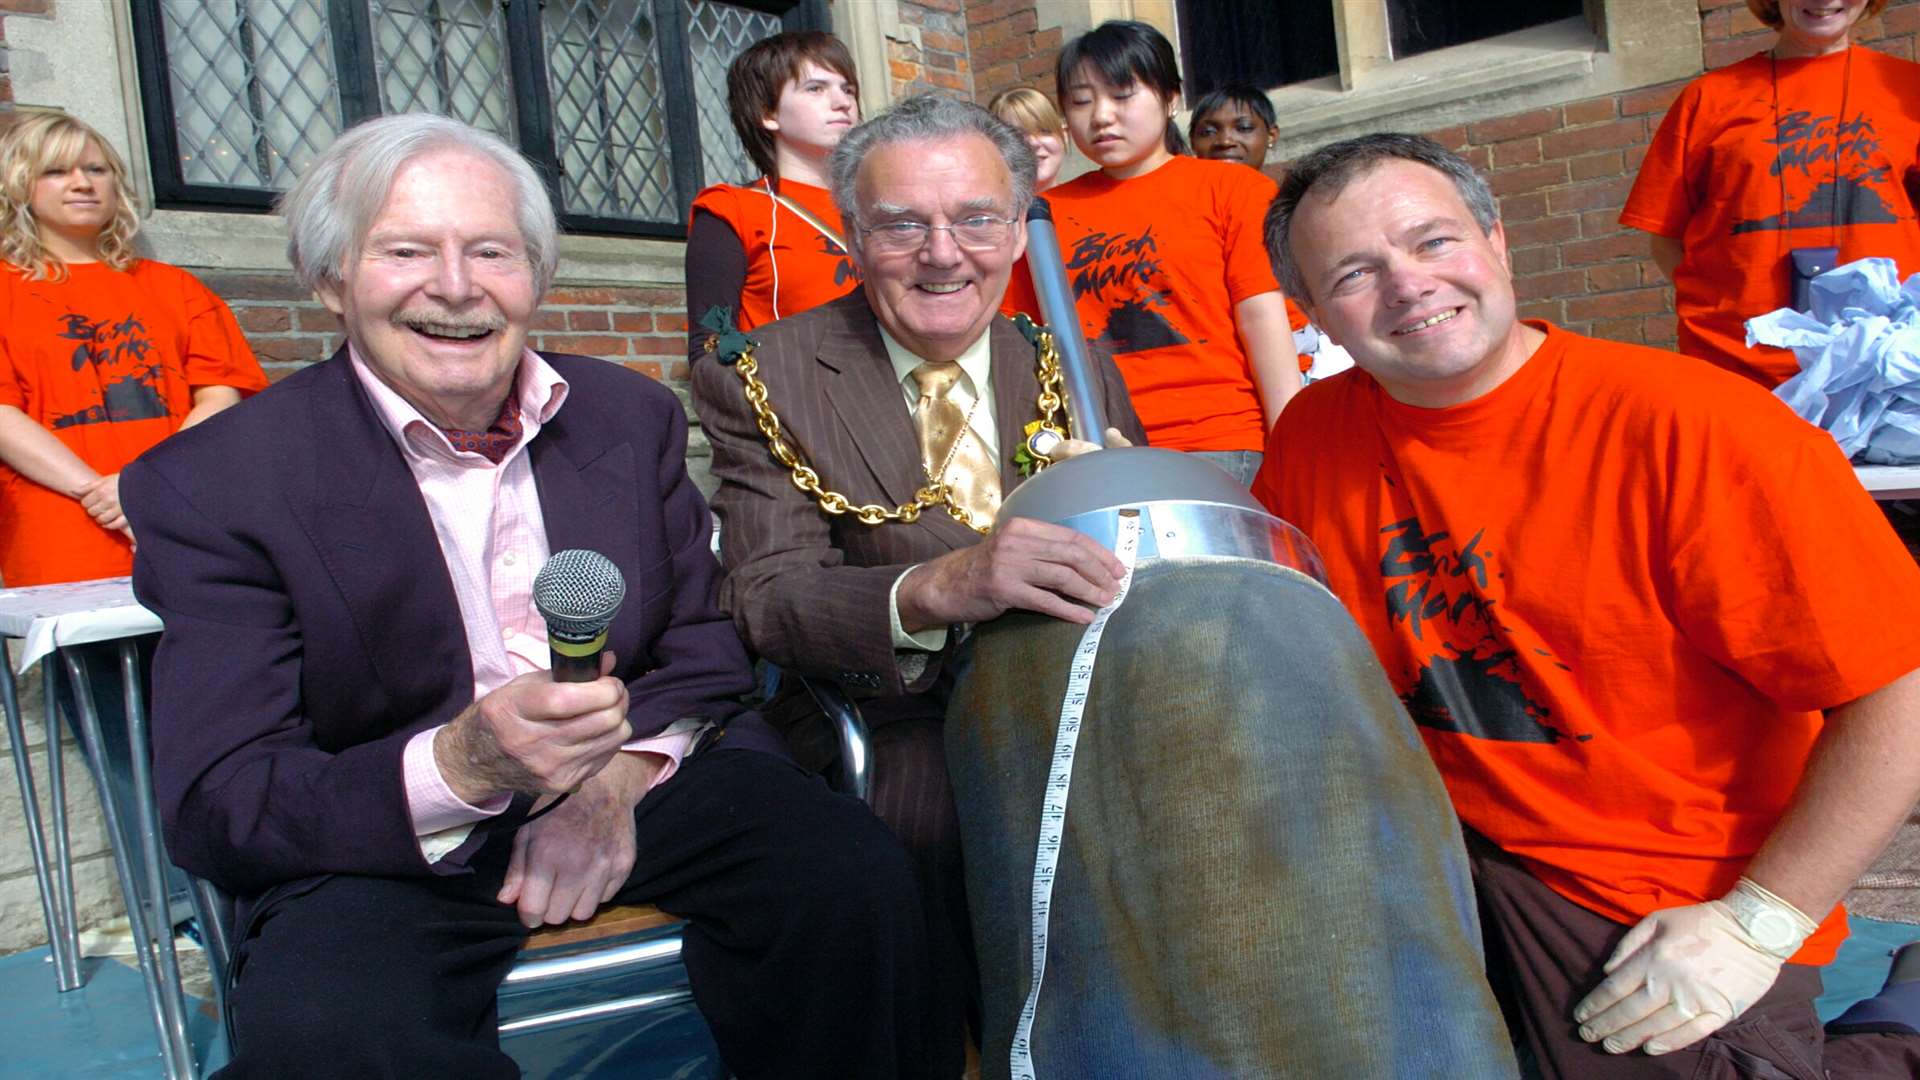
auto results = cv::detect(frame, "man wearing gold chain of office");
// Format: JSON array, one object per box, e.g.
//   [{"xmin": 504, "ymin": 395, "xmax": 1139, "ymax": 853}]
[{"xmin": 690, "ymin": 93, "xmax": 1143, "ymax": 1076}]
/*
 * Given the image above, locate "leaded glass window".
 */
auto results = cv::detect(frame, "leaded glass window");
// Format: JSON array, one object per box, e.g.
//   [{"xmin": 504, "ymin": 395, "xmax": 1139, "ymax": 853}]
[
  {"xmin": 542, "ymin": 0, "xmax": 678, "ymax": 221},
  {"xmin": 370, "ymin": 0, "xmax": 516, "ymax": 141},
  {"xmin": 131, "ymin": 0, "xmax": 824, "ymax": 236},
  {"xmin": 687, "ymin": 0, "xmax": 782, "ymax": 188},
  {"xmin": 158, "ymin": 0, "xmax": 343, "ymax": 188}
]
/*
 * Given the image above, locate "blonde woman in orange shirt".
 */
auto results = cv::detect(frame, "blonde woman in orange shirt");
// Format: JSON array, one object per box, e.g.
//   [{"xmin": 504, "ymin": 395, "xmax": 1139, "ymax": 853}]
[{"xmin": 0, "ymin": 111, "xmax": 264, "ymax": 587}]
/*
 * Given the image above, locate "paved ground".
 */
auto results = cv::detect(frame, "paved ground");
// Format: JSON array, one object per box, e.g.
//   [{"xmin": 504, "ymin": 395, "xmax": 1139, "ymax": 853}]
[{"xmin": 0, "ymin": 912, "xmax": 1911, "ymax": 1077}]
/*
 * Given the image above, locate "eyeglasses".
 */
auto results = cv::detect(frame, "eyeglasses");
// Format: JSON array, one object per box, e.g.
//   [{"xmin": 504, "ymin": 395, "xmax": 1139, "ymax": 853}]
[{"xmin": 860, "ymin": 214, "xmax": 1016, "ymax": 253}]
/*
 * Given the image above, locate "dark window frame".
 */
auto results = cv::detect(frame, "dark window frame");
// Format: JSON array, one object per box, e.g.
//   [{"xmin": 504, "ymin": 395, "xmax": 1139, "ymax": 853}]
[
  {"xmin": 1175, "ymin": 0, "xmax": 1592, "ymax": 98},
  {"xmin": 127, "ymin": 0, "xmax": 827, "ymax": 239},
  {"xmin": 1175, "ymin": 0, "xmax": 1337, "ymax": 98},
  {"xmin": 1384, "ymin": 0, "xmax": 1584, "ymax": 61}
]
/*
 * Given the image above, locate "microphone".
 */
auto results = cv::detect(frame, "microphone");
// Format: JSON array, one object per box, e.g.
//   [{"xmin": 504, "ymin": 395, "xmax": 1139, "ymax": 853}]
[
  {"xmin": 1024, "ymin": 197, "xmax": 1110, "ymax": 442},
  {"xmin": 532, "ymin": 549, "xmax": 627, "ymax": 683}
]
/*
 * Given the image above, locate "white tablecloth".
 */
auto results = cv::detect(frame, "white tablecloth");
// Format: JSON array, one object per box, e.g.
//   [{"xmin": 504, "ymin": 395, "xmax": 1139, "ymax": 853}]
[
  {"xmin": 0, "ymin": 578, "xmax": 161, "ymax": 674},
  {"xmin": 1856, "ymin": 465, "xmax": 1920, "ymax": 501}
]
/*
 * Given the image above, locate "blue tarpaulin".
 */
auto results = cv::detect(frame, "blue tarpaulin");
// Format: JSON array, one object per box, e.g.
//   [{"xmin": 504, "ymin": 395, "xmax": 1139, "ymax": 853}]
[{"xmin": 1747, "ymin": 257, "xmax": 1920, "ymax": 464}]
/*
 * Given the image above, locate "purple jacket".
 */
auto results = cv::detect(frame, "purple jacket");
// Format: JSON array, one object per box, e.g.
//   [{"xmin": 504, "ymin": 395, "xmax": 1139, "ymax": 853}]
[{"xmin": 123, "ymin": 348, "xmax": 779, "ymax": 900}]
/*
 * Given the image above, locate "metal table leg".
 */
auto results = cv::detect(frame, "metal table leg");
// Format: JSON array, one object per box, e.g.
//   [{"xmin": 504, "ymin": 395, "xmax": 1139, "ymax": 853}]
[
  {"xmin": 0, "ymin": 641, "xmax": 82, "ymax": 990},
  {"xmin": 64, "ymin": 647, "xmax": 193, "ymax": 1080},
  {"xmin": 119, "ymin": 640, "xmax": 198, "ymax": 1078},
  {"xmin": 44, "ymin": 658, "xmax": 82, "ymax": 989}
]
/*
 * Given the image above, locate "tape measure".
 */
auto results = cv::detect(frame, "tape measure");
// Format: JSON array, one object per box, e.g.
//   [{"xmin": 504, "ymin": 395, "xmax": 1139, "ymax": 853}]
[{"xmin": 1010, "ymin": 508, "xmax": 1143, "ymax": 1080}]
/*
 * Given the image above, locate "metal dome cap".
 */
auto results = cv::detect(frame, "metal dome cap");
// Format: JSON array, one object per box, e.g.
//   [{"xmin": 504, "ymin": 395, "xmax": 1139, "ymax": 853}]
[{"xmin": 997, "ymin": 447, "xmax": 1328, "ymax": 582}]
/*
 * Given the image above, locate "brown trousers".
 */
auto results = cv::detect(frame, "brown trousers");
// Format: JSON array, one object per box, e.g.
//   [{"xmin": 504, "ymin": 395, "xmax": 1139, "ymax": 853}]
[{"xmin": 1466, "ymin": 830, "xmax": 1920, "ymax": 1079}]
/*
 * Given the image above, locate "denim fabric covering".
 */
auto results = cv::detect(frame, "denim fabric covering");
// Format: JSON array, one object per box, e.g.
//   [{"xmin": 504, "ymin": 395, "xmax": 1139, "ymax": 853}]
[
  {"xmin": 947, "ymin": 557, "xmax": 1517, "ymax": 1079},
  {"xmin": 1184, "ymin": 449, "xmax": 1263, "ymax": 488}
]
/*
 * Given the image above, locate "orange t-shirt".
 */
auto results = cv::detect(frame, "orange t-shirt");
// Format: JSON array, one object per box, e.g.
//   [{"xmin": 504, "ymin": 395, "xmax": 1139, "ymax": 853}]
[
  {"xmin": 1003, "ymin": 155, "xmax": 1285, "ymax": 452},
  {"xmin": 1621, "ymin": 47, "xmax": 1920, "ymax": 387},
  {"xmin": 688, "ymin": 178, "xmax": 859, "ymax": 331},
  {"xmin": 0, "ymin": 260, "xmax": 267, "ymax": 587},
  {"xmin": 1253, "ymin": 323, "xmax": 1920, "ymax": 965}
]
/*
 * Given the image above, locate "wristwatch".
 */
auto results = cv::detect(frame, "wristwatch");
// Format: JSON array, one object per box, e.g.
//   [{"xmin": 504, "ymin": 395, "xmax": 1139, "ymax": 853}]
[{"xmin": 1721, "ymin": 881, "xmax": 1810, "ymax": 959}]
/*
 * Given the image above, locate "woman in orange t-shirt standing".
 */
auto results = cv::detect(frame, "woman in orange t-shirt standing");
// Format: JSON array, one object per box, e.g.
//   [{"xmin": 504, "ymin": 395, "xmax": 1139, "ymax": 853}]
[
  {"xmin": 684, "ymin": 31, "xmax": 861, "ymax": 360},
  {"xmin": 1010, "ymin": 20, "xmax": 1300, "ymax": 484},
  {"xmin": 0, "ymin": 112, "xmax": 266, "ymax": 588},
  {"xmin": 1622, "ymin": 0, "xmax": 1920, "ymax": 387}
]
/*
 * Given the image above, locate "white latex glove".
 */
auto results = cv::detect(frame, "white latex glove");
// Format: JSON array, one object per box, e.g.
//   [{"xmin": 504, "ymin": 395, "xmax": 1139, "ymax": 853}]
[{"xmin": 1573, "ymin": 878, "xmax": 1816, "ymax": 1056}]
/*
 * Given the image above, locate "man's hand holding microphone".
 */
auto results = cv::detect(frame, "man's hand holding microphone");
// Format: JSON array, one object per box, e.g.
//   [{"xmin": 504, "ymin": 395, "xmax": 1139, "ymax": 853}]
[
  {"xmin": 432, "ymin": 549, "xmax": 633, "ymax": 804},
  {"xmin": 432, "ymin": 652, "xmax": 632, "ymax": 804},
  {"xmin": 429, "ymin": 550, "xmax": 657, "ymax": 927}
]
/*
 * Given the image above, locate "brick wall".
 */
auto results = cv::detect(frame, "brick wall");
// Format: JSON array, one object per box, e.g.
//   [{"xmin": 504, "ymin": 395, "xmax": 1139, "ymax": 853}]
[
  {"xmin": 203, "ymin": 274, "xmax": 694, "ymax": 392},
  {"xmin": 967, "ymin": 0, "xmax": 1057, "ymax": 104},
  {"xmin": 1424, "ymin": 0, "xmax": 1920, "ymax": 347},
  {"xmin": 890, "ymin": 0, "xmax": 974, "ymax": 99}
]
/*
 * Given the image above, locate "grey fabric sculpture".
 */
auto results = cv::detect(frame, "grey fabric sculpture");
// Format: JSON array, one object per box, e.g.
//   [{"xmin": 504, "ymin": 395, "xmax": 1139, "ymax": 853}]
[{"xmin": 947, "ymin": 556, "xmax": 1518, "ymax": 1079}]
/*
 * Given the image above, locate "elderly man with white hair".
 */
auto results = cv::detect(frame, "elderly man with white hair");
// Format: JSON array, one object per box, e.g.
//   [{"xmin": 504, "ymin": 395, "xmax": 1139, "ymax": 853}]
[{"xmin": 122, "ymin": 113, "xmax": 931, "ymax": 1079}]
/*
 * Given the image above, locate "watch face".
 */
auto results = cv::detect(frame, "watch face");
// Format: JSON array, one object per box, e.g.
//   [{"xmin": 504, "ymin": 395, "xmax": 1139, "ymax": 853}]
[
  {"xmin": 1749, "ymin": 909, "xmax": 1797, "ymax": 951},
  {"xmin": 1028, "ymin": 428, "xmax": 1063, "ymax": 457}
]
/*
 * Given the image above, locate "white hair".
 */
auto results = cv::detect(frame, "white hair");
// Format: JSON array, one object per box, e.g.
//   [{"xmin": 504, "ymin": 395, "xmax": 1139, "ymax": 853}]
[
  {"xmin": 829, "ymin": 93, "xmax": 1037, "ymax": 243},
  {"xmin": 279, "ymin": 113, "xmax": 560, "ymax": 298}
]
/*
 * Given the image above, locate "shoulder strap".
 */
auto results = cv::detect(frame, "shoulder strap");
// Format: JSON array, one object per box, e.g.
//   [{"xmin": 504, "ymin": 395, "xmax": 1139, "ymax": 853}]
[{"xmin": 769, "ymin": 190, "xmax": 847, "ymax": 251}]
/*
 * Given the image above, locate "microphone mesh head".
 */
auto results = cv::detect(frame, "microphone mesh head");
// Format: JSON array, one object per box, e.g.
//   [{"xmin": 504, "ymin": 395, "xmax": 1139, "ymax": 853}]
[{"xmin": 533, "ymin": 549, "xmax": 627, "ymax": 637}]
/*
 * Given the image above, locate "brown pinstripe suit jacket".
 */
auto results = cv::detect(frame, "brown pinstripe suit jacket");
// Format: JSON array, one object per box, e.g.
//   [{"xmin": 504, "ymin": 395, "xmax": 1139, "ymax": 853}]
[{"xmin": 691, "ymin": 290, "xmax": 1145, "ymax": 726}]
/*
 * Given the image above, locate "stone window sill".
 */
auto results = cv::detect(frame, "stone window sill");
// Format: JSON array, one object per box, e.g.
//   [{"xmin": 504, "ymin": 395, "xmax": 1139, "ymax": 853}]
[{"xmin": 1265, "ymin": 16, "xmax": 1693, "ymax": 160}]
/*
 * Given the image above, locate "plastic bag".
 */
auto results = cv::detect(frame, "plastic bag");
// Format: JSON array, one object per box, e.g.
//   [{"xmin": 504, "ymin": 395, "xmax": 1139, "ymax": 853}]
[{"xmin": 1747, "ymin": 257, "xmax": 1920, "ymax": 464}]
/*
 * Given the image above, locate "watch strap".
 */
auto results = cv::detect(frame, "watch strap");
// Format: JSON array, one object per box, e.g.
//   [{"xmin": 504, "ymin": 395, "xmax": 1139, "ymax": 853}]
[{"xmin": 1721, "ymin": 877, "xmax": 1818, "ymax": 960}]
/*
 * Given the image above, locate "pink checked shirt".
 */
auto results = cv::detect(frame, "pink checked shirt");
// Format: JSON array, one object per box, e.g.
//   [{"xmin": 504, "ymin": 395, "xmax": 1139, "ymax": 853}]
[{"xmin": 349, "ymin": 348, "xmax": 700, "ymax": 860}]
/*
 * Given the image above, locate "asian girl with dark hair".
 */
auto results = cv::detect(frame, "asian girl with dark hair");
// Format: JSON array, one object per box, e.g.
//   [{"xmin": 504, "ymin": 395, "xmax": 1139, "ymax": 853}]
[{"xmin": 1005, "ymin": 21, "xmax": 1300, "ymax": 485}]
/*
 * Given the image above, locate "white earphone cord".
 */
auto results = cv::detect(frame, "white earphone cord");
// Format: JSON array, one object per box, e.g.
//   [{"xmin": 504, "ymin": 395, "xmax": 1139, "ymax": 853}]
[{"xmin": 764, "ymin": 177, "xmax": 782, "ymax": 322}]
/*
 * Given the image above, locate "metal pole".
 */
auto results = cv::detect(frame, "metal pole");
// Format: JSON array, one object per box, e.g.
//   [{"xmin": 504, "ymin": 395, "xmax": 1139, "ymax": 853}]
[
  {"xmin": 43, "ymin": 656, "xmax": 82, "ymax": 990},
  {"xmin": 0, "ymin": 642, "xmax": 81, "ymax": 989},
  {"xmin": 187, "ymin": 873, "xmax": 232, "ymax": 1027},
  {"xmin": 65, "ymin": 648, "xmax": 189, "ymax": 1080},
  {"xmin": 1023, "ymin": 198, "xmax": 1110, "ymax": 443},
  {"xmin": 122, "ymin": 640, "xmax": 197, "ymax": 1077}
]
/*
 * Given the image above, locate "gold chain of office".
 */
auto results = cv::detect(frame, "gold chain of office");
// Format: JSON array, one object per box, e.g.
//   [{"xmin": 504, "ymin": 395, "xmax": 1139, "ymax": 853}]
[{"xmin": 710, "ymin": 325, "xmax": 1069, "ymax": 536}]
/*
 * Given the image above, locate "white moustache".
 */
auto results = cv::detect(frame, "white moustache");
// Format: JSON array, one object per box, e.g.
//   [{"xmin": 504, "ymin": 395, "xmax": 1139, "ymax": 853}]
[{"xmin": 394, "ymin": 312, "xmax": 506, "ymax": 339}]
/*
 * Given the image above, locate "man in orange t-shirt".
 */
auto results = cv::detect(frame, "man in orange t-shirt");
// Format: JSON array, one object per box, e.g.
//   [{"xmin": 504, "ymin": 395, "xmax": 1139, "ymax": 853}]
[
  {"xmin": 1621, "ymin": 42, "xmax": 1920, "ymax": 387},
  {"xmin": 1257, "ymin": 132, "xmax": 1920, "ymax": 1077}
]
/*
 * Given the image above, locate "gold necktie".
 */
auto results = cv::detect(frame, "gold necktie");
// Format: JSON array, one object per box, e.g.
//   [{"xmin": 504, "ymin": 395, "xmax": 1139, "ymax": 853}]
[{"xmin": 911, "ymin": 361, "xmax": 1000, "ymax": 526}]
